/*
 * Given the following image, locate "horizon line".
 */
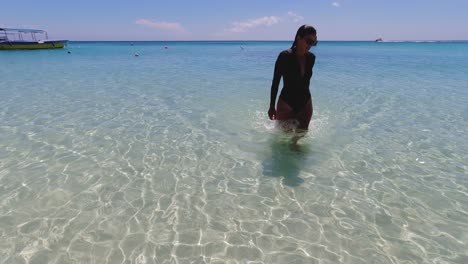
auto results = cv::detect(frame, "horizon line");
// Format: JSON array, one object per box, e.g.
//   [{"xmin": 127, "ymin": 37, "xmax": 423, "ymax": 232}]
[{"xmin": 68, "ymin": 39, "xmax": 468, "ymax": 42}]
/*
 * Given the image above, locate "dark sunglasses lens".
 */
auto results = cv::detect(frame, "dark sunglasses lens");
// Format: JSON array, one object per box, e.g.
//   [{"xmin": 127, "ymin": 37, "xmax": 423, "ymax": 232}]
[{"xmin": 306, "ymin": 38, "xmax": 317, "ymax": 46}]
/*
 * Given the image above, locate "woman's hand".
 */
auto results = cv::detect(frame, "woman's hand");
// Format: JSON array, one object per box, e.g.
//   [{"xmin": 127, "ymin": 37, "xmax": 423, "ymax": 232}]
[{"xmin": 268, "ymin": 107, "xmax": 277, "ymax": 120}]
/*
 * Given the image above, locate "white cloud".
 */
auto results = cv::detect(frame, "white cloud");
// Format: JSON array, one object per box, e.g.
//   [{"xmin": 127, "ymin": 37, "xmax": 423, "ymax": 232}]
[
  {"xmin": 226, "ymin": 12, "xmax": 305, "ymax": 34},
  {"xmin": 135, "ymin": 19, "xmax": 185, "ymax": 32},
  {"xmin": 287, "ymin": 11, "xmax": 304, "ymax": 22},
  {"xmin": 228, "ymin": 16, "xmax": 282, "ymax": 33},
  {"xmin": 332, "ymin": 2, "xmax": 341, "ymax": 7}
]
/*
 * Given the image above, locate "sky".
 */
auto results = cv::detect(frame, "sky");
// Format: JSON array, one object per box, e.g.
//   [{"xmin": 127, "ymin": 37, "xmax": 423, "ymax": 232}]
[{"xmin": 1, "ymin": 0, "xmax": 467, "ymax": 41}]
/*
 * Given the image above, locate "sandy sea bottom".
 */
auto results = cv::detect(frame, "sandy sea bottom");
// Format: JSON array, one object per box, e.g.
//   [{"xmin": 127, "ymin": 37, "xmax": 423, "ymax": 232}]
[{"xmin": 0, "ymin": 41, "xmax": 467, "ymax": 263}]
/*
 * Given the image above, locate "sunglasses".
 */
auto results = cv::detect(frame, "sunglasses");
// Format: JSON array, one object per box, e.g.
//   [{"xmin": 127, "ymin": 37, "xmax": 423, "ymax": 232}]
[{"xmin": 305, "ymin": 37, "xmax": 318, "ymax": 46}]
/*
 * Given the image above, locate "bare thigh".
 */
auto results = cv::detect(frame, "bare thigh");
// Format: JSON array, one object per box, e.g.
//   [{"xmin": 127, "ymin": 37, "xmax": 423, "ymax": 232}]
[{"xmin": 276, "ymin": 98, "xmax": 313, "ymax": 130}]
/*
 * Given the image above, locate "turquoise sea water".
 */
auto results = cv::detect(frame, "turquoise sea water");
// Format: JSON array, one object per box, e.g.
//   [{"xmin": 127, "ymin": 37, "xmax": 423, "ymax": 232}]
[{"xmin": 1, "ymin": 41, "xmax": 467, "ymax": 263}]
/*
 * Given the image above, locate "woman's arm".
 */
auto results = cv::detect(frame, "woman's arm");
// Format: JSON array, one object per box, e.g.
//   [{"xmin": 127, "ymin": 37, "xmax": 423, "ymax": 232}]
[{"xmin": 270, "ymin": 53, "xmax": 284, "ymax": 108}]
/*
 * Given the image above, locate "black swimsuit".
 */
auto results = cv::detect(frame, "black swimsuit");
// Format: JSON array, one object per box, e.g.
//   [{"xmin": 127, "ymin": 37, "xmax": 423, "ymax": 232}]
[{"xmin": 270, "ymin": 49, "xmax": 316, "ymax": 113}]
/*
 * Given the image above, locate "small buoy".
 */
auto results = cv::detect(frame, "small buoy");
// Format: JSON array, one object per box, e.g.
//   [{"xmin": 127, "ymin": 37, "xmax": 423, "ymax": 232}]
[
  {"xmin": 164, "ymin": 46, "xmax": 168, "ymax": 49},
  {"xmin": 67, "ymin": 51, "xmax": 71, "ymax": 54}
]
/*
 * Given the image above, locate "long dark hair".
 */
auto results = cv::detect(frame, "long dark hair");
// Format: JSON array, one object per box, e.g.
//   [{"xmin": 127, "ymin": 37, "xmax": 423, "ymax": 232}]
[{"xmin": 291, "ymin": 25, "xmax": 317, "ymax": 49}]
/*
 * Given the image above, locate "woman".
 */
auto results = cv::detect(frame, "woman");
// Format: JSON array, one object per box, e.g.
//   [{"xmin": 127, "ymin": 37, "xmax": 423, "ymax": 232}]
[{"xmin": 268, "ymin": 25, "xmax": 317, "ymax": 142}]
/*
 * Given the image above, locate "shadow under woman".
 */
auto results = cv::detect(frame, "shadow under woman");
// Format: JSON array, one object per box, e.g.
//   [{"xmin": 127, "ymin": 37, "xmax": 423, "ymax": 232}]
[{"xmin": 261, "ymin": 134, "xmax": 311, "ymax": 187}]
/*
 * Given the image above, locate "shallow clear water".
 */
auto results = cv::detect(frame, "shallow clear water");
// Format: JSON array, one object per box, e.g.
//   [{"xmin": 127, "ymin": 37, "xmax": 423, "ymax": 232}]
[{"xmin": 0, "ymin": 41, "xmax": 467, "ymax": 264}]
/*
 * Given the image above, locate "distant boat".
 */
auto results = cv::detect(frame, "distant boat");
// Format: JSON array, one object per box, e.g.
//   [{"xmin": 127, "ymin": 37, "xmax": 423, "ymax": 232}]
[
  {"xmin": 375, "ymin": 37, "xmax": 383, "ymax": 42},
  {"xmin": 0, "ymin": 28, "xmax": 68, "ymax": 50}
]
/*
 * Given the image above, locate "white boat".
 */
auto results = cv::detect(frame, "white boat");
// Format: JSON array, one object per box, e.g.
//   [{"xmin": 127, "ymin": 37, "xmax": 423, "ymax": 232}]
[{"xmin": 0, "ymin": 28, "xmax": 68, "ymax": 50}]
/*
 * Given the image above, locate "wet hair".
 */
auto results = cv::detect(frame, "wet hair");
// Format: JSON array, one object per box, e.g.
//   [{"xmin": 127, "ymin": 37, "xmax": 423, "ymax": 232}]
[{"xmin": 291, "ymin": 25, "xmax": 317, "ymax": 49}]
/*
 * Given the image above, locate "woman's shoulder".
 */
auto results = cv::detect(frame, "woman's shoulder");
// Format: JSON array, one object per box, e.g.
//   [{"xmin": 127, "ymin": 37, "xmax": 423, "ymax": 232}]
[
  {"xmin": 277, "ymin": 49, "xmax": 294, "ymax": 61},
  {"xmin": 280, "ymin": 49, "xmax": 294, "ymax": 56}
]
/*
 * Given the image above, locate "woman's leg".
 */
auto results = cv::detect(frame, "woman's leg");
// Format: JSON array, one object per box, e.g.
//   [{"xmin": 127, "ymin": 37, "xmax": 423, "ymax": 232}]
[
  {"xmin": 276, "ymin": 98, "xmax": 296, "ymax": 132},
  {"xmin": 292, "ymin": 99, "xmax": 313, "ymax": 144},
  {"xmin": 297, "ymin": 99, "xmax": 313, "ymax": 130}
]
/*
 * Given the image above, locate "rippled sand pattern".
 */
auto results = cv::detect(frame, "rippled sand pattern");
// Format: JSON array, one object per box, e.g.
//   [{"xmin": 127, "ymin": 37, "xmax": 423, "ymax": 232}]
[{"xmin": 1, "ymin": 42, "xmax": 468, "ymax": 263}]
